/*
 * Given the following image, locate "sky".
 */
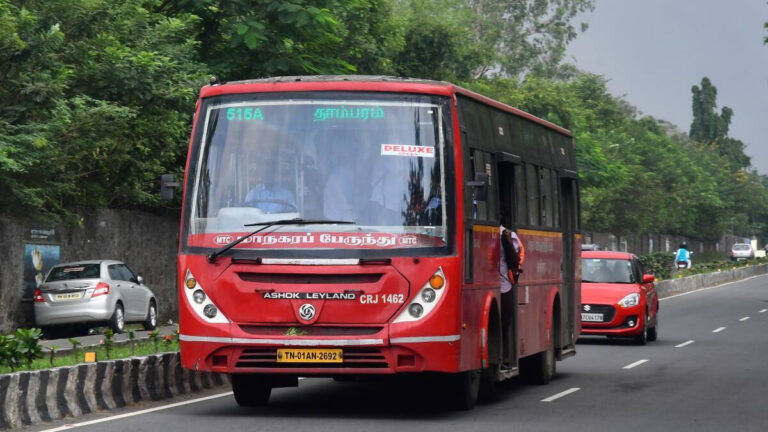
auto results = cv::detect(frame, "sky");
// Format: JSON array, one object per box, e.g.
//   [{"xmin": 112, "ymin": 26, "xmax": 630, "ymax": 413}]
[{"xmin": 567, "ymin": 0, "xmax": 768, "ymax": 173}]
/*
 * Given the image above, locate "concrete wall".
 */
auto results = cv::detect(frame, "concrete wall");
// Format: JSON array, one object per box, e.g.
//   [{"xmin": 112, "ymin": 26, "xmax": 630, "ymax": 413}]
[
  {"xmin": 655, "ymin": 263, "xmax": 768, "ymax": 298},
  {"xmin": 0, "ymin": 210, "xmax": 179, "ymax": 333},
  {"xmin": 581, "ymin": 231, "xmax": 753, "ymax": 256}
]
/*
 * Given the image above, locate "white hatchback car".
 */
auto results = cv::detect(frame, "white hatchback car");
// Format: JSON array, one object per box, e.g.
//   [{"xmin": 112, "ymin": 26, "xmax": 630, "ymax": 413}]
[{"xmin": 33, "ymin": 260, "xmax": 158, "ymax": 334}]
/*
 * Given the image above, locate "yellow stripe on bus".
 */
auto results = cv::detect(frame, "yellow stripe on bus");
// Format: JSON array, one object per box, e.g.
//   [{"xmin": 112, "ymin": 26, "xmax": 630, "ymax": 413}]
[
  {"xmin": 472, "ymin": 225, "xmax": 499, "ymax": 233},
  {"xmin": 518, "ymin": 228, "xmax": 563, "ymax": 238}
]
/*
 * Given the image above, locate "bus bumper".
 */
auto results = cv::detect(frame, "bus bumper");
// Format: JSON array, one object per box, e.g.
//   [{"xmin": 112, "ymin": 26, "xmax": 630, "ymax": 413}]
[{"xmin": 179, "ymin": 333, "xmax": 461, "ymax": 375}]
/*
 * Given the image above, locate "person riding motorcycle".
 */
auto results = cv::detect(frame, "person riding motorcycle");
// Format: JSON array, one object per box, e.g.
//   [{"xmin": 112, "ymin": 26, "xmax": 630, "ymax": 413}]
[{"xmin": 674, "ymin": 242, "xmax": 692, "ymax": 269}]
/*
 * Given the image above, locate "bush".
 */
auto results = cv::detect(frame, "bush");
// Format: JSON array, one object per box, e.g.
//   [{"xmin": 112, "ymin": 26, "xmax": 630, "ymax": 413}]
[
  {"xmin": 14, "ymin": 328, "xmax": 43, "ymax": 370},
  {"xmin": 0, "ymin": 334, "xmax": 23, "ymax": 372},
  {"xmin": 639, "ymin": 251, "xmax": 674, "ymax": 280}
]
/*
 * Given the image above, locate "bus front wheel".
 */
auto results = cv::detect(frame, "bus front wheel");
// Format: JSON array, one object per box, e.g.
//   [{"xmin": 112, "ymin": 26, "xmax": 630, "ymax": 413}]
[
  {"xmin": 231, "ymin": 374, "xmax": 272, "ymax": 407},
  {"xmin": 446, "ymin": 370, "xmax": 481, "ymax": 410}
]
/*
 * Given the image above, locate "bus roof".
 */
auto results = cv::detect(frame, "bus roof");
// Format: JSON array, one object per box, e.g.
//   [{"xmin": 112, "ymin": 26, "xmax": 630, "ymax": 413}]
[{"xmin": 199, "ymin": 75, "xmax": 573, "ymax": 138}]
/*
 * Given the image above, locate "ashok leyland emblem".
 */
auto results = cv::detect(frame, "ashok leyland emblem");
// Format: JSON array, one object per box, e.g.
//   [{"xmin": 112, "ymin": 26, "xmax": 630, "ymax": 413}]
[{"xmin": 299, "ymin": 304, "xmax": 316, "ymax": 321}]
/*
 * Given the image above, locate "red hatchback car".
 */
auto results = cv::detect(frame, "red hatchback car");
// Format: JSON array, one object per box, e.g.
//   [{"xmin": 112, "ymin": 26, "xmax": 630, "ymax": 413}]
[{"xmin": 580, "ymin": 251, "xmax": 659, "ymax": 344}]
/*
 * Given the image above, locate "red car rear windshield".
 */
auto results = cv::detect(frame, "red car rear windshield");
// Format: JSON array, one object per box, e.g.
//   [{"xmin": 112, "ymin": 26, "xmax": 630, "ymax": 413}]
[{"xmin": 46, "ymin": 264, "xmax": 101, "ymax": 281}]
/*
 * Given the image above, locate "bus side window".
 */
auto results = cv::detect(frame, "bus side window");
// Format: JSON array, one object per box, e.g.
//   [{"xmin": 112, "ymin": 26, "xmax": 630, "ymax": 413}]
[
  {"xmin": 470, "ymin": 149, "xmax": 498, "ymax": 222},
  {"xmin": 526, "ymin": 164, "xmax": 540, "ymax": 226},
  {"xmin": 541, "ymin": 168, "xmax": 552, "ymax": 227},
  {"xmin": 514, "ymin": 164, "xmax": 527, "ymax": 227},
  {"xmin": 551, "ymin": 169, "xmax": 560, "ymax": 228}
]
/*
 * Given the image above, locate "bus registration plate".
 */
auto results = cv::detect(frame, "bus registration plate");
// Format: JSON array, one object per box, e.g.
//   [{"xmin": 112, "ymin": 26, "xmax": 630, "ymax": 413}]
[
  {"xmin": 277, "ymin": 349, "xmax": 343, "ymax": 363},
  {"xmin": 581, "ymin": 313, "xmax": 604, "ymax": 322}
]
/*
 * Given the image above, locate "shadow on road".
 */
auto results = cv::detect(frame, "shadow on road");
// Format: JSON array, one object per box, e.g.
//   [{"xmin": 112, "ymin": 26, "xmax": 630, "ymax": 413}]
[
  {"xmin": 577, "ymin": 336, "xmax": 678, "ymax": 348},
  {"xmin": 193, "ymin": 374, "xmax": 537, "ymax": 420}
]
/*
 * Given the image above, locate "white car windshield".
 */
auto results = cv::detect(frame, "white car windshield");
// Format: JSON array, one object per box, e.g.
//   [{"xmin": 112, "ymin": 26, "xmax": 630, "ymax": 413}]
[{"xmin": 184, "ymin": 94, "xmax": 451, "ymax": 254}]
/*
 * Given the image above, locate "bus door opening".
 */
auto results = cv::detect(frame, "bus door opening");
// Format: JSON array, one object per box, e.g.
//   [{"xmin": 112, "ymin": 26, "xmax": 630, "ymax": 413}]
[
  {"xmin": 497, "ymin": 157, "xmax": 519, "ymax": 368},
  {"xmin": 559, "ymin": 176, "xmax": 578, "ymax": 349}
]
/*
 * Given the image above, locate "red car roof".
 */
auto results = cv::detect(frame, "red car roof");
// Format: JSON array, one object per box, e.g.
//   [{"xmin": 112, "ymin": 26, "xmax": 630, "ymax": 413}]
[{"xmin": 581, "ymin": 250, "xmax": 636, "ymax": 260}]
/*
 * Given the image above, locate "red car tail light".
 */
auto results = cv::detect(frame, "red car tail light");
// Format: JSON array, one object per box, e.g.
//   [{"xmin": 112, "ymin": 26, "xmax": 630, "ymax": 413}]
[
  {"xmin": 33, "ymin": 290, "xmax": 45, "ymax": 303},
  {"xmin": 92, "ymin": 282, "xmax": 110, "ymax": 297}
]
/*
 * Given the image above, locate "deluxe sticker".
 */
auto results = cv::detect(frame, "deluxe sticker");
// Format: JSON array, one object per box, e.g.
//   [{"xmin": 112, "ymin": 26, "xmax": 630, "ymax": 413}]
[{"xmin": 381, "ymin": 144, "xmax": 434, "ymax": 158}]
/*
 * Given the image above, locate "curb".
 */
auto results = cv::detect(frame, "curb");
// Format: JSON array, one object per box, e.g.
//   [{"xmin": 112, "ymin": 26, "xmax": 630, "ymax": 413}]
[
  {"xmin": 0, "ymin": 353, "xmax": 228, "ymax": 430},
  {"xmin": 655, "ymin": 263, "xmax": 768, "ymax": 299}
]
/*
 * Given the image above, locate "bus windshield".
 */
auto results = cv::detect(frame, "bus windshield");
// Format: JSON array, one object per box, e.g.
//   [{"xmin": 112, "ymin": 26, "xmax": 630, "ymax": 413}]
[{"xmin": 183, "ymin": 93, "xmax": 451, "ymax": 255}]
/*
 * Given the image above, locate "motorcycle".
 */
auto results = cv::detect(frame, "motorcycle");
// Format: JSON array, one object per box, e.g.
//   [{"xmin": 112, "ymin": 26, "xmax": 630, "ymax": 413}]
[{"xmin": 674, "ymin": 251, "xmax": 692, "ymax": 271}]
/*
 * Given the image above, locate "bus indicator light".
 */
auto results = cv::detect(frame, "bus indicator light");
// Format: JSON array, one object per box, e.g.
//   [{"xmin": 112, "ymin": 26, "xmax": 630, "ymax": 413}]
[{"xmin": 429, "ymin": 275, "xmax": 444, "ymax": 289}]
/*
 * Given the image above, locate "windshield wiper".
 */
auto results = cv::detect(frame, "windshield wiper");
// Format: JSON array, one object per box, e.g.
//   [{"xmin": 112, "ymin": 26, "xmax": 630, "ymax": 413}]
[{"xmin": 206, "ymin": 218, "xmax": 355, "ymax": 263}]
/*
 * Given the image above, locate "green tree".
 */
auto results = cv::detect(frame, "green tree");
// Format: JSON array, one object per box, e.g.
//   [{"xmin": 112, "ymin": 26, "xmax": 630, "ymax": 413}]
[
  {"xmin": 463, "ymin": 0, "xmax": 595, "ymax": 78},
  {"xmin": 689, "ymin": 77, "xmax": 732, "ymax": 144},
  {"xmin": 0, "ymin": 0, "xmax": 205, "ymax": 221},
  {"xmin": 155, "ymin": 0, "xmax": 356, "ymax": 78},
  {"xmin": 390, "ymin": 0, "xmax": 485, "ymax": 81}
]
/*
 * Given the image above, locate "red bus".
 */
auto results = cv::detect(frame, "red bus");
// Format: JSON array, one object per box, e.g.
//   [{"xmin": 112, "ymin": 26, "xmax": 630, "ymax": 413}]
[{"xmin": 174, "ymin": 76, "xmax": 581, "ymax": 409}]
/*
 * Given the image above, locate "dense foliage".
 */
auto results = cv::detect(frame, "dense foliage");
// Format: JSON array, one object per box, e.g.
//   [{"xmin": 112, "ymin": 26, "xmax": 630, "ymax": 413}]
[{"xmin": 0, "ymin": 0, "xmax": 766, "ymax": 242}]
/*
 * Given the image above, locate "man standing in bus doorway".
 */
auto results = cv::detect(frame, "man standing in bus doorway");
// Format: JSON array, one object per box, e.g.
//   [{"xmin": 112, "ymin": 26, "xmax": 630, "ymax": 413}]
[{"xmin": 500, "ymin": 225, "xmax": 524, "ymax": 369}]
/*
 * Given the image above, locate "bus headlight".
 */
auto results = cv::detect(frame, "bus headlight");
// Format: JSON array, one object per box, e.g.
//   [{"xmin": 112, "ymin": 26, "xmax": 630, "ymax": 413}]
[
  {"xmin": 421, "ymin": 288, "xmax": 436, "ymax": 303},
  {"xmin": 203, "ymin": 304, "xmax": 218, "ymax": 318},
  {"xmin": 408, "ymin": 304, "xmax": 424, "ymax": 318},
  {"xmin": 183, "ymin": 270, "xmax": 229, "ymax": 324},
  {"xmin": 393, "ymin": 268, "xmax": 446, "ymax": 323},
  {"xmin": 193, "ymin": 289, "xmax": 206, "ymax": 304}
]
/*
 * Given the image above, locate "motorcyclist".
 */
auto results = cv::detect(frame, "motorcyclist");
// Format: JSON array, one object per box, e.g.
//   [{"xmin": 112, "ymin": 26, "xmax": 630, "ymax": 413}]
[{"xmin": 674, "ymin": 242, "xmax": 692, "ymax": 269}]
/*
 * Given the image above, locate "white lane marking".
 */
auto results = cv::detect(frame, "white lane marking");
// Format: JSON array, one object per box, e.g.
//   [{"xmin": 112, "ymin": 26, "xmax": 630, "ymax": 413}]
[
  {"xmin": 39, "ymin": 392, "xmax": 233, "ymax": 431},
  {"xmin": 659, "ymin": 274, "xmax": 768, "ymax": 302},
  {"xmin": 623, "ymin": 359, "xmax": 648, "ymax": 369},
  {"xmin": 675, "ymin": 340, "xmax": 695, "ymax": 348},
  {"xmin": 713, "ymin": 327, "xmax": 726, "ymax": 333},
  {"xmin": 541, "ymin": 387, "xmax": 581, "ymax": 402},
  {"xmin": 760, "ymin": 309, "xmax": 767, "ymax": 313},
  {"xmin": 740, "ymin": 316, "xmax": 750, "ymax": 322}
]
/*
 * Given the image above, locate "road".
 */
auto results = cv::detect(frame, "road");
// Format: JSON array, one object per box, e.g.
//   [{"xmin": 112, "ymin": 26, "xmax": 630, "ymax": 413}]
[{"xmin": 30, "ymin": 274, "xmax": 768, "ymax": 432}]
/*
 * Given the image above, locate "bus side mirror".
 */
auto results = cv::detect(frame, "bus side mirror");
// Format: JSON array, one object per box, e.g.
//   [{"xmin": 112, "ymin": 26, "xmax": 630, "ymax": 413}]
[
  {"xmin": 466, "ymin": 172, "xmax": 489, "ymax": 202},
  {"xmin": 160, "ymin": 174, "xmax": 181, "ymax": 202}
]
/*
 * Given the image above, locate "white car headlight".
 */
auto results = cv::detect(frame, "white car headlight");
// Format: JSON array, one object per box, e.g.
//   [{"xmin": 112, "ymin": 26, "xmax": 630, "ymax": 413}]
[{"xmin": 618, "ymin": 293, "xmax": 640, "ymax": 308}]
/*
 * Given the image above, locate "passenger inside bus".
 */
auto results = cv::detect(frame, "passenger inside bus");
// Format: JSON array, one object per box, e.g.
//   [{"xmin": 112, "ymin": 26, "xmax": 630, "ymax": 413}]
[
  {"xmin": 368, "ymin": 157, "xmax": 411, "ymax": 225},
  {"xmin": 316, "ymin": 128, "xmax": 364, "ymax": 222},
  {"xmin": 243, "ymin": 165, "xmax": 297, "ymax": 213}
]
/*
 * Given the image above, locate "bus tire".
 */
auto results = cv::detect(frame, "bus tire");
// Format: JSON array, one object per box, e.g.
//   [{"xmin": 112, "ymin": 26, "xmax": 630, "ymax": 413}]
[
  {"xmin": 479, "ymin": 312, "xmax": 501, "ymax": 403},
  {"xmin": 448, "ymin": 370, "xmax": 480, "ymax": 410},
  {"xmin": 523, "ymin": 315, "xmax": 556, "ymax": 385},
  {"xmin": 232, "ymin": 374, "xmax": 272, "ymax": 407}
]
